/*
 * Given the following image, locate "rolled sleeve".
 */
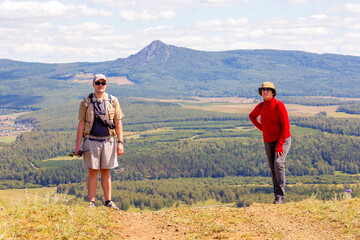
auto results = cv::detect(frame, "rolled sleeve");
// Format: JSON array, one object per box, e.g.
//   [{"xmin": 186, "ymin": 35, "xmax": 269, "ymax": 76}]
[
  {"xmin": 78, "ymin": 101, "xmax": 87, "ymax": 121},
  {"xmin": 113, "ymin": 98, "xmax": 124, "ymax": 121}
]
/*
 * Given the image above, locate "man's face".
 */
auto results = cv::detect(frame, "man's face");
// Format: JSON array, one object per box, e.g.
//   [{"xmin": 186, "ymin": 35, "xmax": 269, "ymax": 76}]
[{"xmin": 93, "ymin": 79, "xmax": 107, "ymax": 93}]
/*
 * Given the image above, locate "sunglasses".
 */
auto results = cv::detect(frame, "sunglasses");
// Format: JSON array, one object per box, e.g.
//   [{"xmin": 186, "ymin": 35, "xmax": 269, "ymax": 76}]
[
  {"xmin": 261, "ymin": 88, "xmax": 272, "ymax": 91},
  {"xmin": 95, "ymin": 82, "xmax": 106, "ymax": 86}
]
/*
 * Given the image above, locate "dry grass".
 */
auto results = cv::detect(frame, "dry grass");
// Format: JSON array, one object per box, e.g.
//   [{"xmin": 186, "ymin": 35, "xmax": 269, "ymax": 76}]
[
  {"xmin": 1, "ymin": 189, "xmax": 360, "ymax": 240},
  {"xmin": 0, "ymin": 189, "xmax": 118, "ymax": 240},
  {"xmin": 43, "ymin": 156, "xmax": 76, "ymax": 161}
]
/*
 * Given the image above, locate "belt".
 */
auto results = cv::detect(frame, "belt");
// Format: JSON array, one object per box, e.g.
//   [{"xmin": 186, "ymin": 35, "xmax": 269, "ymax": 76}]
[
  {"xmin": 88, "ymin": 138, "xmax": 109, "ymax": 142},
  {"xmin": 84, "ymin": 135, "xmax": 114, "ymax": 143}
]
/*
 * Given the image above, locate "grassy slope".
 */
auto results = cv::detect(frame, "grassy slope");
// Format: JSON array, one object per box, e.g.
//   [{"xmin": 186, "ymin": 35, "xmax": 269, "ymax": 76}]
[{"xmin": 1, "ymin": 192, "xmax": 359, "ymax": 239}]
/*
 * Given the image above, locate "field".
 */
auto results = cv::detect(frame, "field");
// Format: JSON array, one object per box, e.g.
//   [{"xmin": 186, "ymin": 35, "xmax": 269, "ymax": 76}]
[
  {"xmin": 1, "ymin": 188, "xmax": 360, "ymax": 239},
  {"xmin": 129, "ymin": 96, "xmax": 360, "ymax": 118},
  {"xmin": 71, "ymin": 73, "xmax": 135, "ymax": 85},
  {"xmin": 0, "ymin": 187, "xmax": 66, "ymax": 208},
  {"xmin": 184, "ymin": 102, "xmax": 341, "ymax": 117}
]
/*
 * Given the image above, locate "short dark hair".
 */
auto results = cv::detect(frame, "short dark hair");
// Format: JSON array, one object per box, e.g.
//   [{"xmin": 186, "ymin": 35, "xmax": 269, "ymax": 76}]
[{"xmin": 258, "ymin": 88, "xmax": 276, "ymax": 97}]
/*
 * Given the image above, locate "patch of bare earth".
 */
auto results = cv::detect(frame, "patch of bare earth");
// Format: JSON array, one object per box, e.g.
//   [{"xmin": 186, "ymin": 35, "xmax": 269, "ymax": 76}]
[
  {"xmin": 109, "ymin": 201, "xmax": 359, "ymax": 240},
  {"xmin": 71, "ymin": 73, "xmax": 135, "ymax": 85}
]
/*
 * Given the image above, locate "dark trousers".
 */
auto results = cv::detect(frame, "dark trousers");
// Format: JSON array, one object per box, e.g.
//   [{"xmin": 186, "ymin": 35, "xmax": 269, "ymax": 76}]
[{"xmin": 264, "ymin": 137, "xmax": 291, "ymax": 197}]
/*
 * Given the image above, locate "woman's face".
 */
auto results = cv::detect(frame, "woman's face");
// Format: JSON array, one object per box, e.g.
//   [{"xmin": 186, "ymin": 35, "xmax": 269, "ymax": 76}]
[{"xmin": 261, "ymin": 88, "xmax": 274, "ymax": 100}]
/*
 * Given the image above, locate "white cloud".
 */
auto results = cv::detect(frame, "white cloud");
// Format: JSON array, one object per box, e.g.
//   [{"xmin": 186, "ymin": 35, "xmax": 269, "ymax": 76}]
[
  {"xmin": 229, "ymin": 41, "xmax": 263, "ymax": 50},
  {"xmin": 279, "ymin": 27, "xmax": 333, "ymax": 36},
  {"xmin": 162, "ymin": 36, "xmax": 210, "ymax": 49},
  {"xmin": 59, "ymin": 22, "xmax": 116, "ymax": 35},
  {"xmin": 311, "ymin": 14, "xmax": 329, "ymax": 20},
  {"xmin": 196, "ymin": 18, "xmax": 249, "ymax": 32},
  {"xmin": 0, "ymin": 0, "xmax": 112, "ymax": 21},
  {"xmin": 237, "ymin": 29, "xmax": 267, "ymax": 39},
  {"xmin": 58, "ymin": 22, "xmax": 130, "ymax": 47},
  {"xmin": 346, "ymin": 23, "xmax": 360, "ymax": 31},
  {"xmin": 120, "ymin": 10, "xmax": 176, "ymax": 21},
  {"xmin": 14, "ymin": 43, "xmax": 58, "ymax": 55},
  {"xmin": 12, "ymin": 43, "xmax": 118, "ymax": 62},
  {"xmin": 93, "ymin": 0, "xmax": 248, "ymax": 10},
  {"xmin": 287, "ymin": 0, "xmax": 344, "ymax": 6},
  {"xmin": 344, "ymin": 3, "xmax": 360, "ymax": 13},
  {"xmin": 344, "ymin": 32, "xmax": 360, "ymax": 39},
  {"xmin": 287, "ymin": 0, "xmax": 311, "ymax": 5},
  {"xmin": 0, "ymin": 19, "xmax": 130, "ymax": 62},
  {"xmin": 2, "ymin": 0, "xmax": 360, "ymax": 62},
  {"xmin": 142, "ymin": 25, "xmax": 174, "ymax": 34}
]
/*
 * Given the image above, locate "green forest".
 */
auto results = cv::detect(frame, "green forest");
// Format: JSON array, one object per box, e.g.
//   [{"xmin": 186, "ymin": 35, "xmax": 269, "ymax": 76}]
[{"xmin": 1, "ymin": 97, "xmax": 360, "ymax": 210}]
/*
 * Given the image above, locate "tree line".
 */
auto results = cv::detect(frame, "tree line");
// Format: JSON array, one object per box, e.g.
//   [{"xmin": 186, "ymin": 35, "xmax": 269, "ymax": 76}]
[
  {"xmin": 336, "ymin": 102, "xmax": 360, "ymax": 114},
  {"xmin": 2, "ymin": 129, "xmax": 360, "ymax": 187},
  {"xmin": 279, "ymin": 96, "xmax": 357, "ymax": 106},
  {"xmin": 57, "ymin": 177, "xmax": 360, "ymax": 210},
  {"xmin": 292, "ymin": 116, "xmax": 360, "ymax": 136}
]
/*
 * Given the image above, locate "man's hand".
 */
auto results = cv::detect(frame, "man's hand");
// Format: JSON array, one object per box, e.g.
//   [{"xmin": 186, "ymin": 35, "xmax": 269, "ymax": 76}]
[
  {"xmin": 117, "ymin": 142, "xmax": 124, "ymax": 156},
  {"xmin": 74, "ymin": 146, "xmax": 81, "ymax": 156},
  {"xmin": 69, "ymin": 149, "xmax": 88, "ymax": 157}
]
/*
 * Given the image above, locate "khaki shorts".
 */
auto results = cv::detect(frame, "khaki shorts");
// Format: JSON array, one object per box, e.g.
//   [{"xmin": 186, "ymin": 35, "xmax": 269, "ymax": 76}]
[{"xmin": 82, "ymin": 136, "xmax": 118, "ymax": 169}]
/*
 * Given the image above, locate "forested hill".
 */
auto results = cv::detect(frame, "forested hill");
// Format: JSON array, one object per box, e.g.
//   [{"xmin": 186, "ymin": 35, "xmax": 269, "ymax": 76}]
[
  {"xmin": 111, "ymin": 40, "xmax": 360, "ymax": 97},
  {"xmin": 1, "ymin": 40, "xmax": 360, "ymax": 110}
]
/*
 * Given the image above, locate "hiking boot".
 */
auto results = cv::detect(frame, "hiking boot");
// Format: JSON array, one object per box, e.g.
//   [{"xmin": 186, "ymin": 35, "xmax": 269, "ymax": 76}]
[
  {"xmin": 104, "ymin": 201, "xmax": 119, "ymax": 210},
  {"xmin": 273, "ymin": 196, "xmax": 285, "ymax": 204},
  {"xmin": 88, "ymin": 201, "xmax": 96, "ymax": 208}
]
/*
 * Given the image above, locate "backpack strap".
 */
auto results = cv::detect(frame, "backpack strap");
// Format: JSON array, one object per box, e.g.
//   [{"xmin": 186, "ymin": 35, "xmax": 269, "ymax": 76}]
[
  {"xmin": 83, "ymin": 93, "xmax": 93, "ymax": 107},
  {"xmin": 84, "ymin": 93, "xmax": 115, "ymax": 107},
  {"xmin": 107, "ymin": 94, "xmax": 114, "ymax": 106},
  {"xmin": 88, "ymin": 93, "xmax": 94, "ymax": 104},
  {"xmin": 103, "ymin": 94, "xmax": 115, "ymax": 107}
]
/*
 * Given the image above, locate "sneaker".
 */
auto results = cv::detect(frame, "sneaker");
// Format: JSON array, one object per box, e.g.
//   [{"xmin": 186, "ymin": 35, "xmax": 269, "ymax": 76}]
[
  {"xmin": 88, "ymin": 201, "xmax": 96, "ymax": 208},
  {"xmin": 273, "ymin": 196, "xmax": 285, "ymax": 204},
  {"xmin": 104, "ymin": 201, "xmax": 119, "ymax": 210}
]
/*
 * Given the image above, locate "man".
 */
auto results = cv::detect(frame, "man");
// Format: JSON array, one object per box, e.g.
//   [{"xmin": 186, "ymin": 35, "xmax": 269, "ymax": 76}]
[
  {"xmin": 249, "ymin": 82, "xmax": 291, "ymax": 204},
  {"xmin": 74, "ymin": 74, "xmax": 124, "ymax": 209}
]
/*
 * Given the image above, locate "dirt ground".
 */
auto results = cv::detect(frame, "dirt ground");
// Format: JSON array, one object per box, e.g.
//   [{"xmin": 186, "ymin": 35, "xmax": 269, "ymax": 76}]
[{"xmin": 109, "ymin": 202, "xmax": 359, "ymax": 240}]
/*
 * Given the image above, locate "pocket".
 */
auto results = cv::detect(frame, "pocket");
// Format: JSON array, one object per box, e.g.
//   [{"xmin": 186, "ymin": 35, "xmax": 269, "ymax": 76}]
[
  {"xmin": 108, "ymin": 109, "xmax": 115, "ymax": 120},
  {"xmin": 83, "ymin": 138, "xmax": 89, "ymax": 150}
]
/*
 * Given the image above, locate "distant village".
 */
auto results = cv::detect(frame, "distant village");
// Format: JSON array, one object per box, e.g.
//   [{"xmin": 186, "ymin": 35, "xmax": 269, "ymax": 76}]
[{"xmin": 0, "ymin": 117, "xmax": 33, "ymax": 138}]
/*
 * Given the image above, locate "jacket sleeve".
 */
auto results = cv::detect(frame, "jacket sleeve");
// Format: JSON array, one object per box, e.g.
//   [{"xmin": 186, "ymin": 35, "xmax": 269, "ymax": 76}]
[
  {"xmin": 275, "ymin": 101, "xmax": 290, "ymax": 152},
  {"xmin": 249, "ymin": 103, "xmax": 263, "ymax": 131}
]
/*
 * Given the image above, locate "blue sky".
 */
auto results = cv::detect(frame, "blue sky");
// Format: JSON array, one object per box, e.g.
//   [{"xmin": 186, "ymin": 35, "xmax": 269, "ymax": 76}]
[{"xmin": 0, "ymin": 0, "xmax": 359, "ymax": 63}]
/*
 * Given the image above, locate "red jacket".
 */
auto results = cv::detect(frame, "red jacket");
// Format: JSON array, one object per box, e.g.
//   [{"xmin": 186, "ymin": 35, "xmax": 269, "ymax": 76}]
[{"xmin": 249, "ymin": 97, "xmax": 291, "ymax": 152}]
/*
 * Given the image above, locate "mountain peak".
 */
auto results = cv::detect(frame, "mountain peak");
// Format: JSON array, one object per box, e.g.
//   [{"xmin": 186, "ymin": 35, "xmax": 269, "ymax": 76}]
[
  {"xmin": 125, "ymin": 40, "xmax": 176, "ymax": 65},
  {"xmin": 148, "ymin": 40, "xmax": 167, "ymax": 48}
]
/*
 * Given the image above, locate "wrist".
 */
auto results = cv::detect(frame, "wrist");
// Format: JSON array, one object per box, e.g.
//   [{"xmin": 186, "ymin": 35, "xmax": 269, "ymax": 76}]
[{"xmin": 118, "ymin": 140, "xmax": 123, "ymax": 144}]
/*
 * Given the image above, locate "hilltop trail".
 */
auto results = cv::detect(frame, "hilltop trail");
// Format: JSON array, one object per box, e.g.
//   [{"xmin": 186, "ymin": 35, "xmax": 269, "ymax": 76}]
[{"xmin": 109, "ymin": 202, "xmax": 357, "ymax": 240}]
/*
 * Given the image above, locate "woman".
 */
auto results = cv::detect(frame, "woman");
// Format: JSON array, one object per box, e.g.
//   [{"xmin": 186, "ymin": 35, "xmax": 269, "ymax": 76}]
[{"xmin": 249, "ymin": 82, "xmax": 291, "ymax": 204}]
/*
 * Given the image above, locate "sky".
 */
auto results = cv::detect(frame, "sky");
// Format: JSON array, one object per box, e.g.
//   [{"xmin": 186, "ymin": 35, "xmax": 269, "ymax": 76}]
[{"xmin": 0, "ymin": 0, "xmax": 359, "ymax": 63}]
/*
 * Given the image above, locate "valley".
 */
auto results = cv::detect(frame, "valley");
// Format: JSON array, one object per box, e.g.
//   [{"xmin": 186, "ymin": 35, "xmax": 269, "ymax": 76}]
[{"xmin": 1, "ymin": 41, "xmax": 360, "ymax": 239}]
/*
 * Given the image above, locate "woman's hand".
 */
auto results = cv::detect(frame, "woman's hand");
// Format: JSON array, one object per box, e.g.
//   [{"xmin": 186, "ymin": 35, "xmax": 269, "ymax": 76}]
[{"xmin": 276, "ymin": 151, "xmax": 284, "ymax": 158}]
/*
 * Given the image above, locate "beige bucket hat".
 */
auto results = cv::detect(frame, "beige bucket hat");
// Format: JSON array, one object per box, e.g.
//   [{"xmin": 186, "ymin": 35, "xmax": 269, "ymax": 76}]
[{"xmin": 258, "ymin": 82, "xmax": 276, "ymax": 97}]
